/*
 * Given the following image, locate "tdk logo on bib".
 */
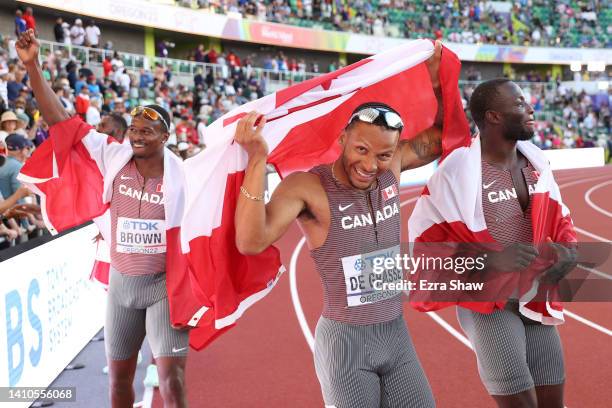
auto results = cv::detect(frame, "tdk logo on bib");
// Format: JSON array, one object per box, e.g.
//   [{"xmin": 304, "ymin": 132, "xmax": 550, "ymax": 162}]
[
  {"xmin": 122, "ymin": 220, "xmax": 160, "ymax": 231},
  {"xmin": 116, "ymin": 217, "xmax": 166, "ymax": 254}
]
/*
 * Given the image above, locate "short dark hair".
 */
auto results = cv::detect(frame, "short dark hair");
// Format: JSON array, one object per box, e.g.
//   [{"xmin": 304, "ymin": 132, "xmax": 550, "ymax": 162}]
[
  {"xmin": 469, "ymin": 78, "xmax": 511, "ymax": 128},
  {"xmin": 108, "ymin": 113, "xmax": 127, "ymax": 138},
  {"xmin": 346, "ymin": 102, "xmax": 403, "ymax": 132},
  {"xmin": 144, "ymin": 104, "xmax": 171, "ymax": 132}
]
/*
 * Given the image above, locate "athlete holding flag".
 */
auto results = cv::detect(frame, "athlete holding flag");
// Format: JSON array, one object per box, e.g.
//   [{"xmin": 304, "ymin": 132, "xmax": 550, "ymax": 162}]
[
  {"xmin": 233, "ymin": 42, "xmax": 445, "ymax": 408},
  {"xmin": 15, "ymin": 30, "xmax": 192, "ymax": 408}
]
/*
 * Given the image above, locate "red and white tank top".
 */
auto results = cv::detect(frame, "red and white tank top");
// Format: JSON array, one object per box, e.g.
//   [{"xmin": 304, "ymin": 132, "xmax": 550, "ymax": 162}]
[
  {"xmin": 309, "ymin": 164, "xmax": 403, "ymax": 325},
  {"xmin": 481, "ymin": 159, "xmax": 539, "ymax": 245},
  {"xmin": 110, "ymin": 160, "xmax": 166, "ymax": 275}
]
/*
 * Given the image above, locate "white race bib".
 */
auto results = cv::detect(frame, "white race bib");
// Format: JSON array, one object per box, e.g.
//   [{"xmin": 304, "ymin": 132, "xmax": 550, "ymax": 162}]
[
  {"xmin": 341, "ymin": 245, "xmax": 402, "ymax": 307},
  {"xmin": 116, "ymin": 217, "xmax": 166, "ymax": 254}
]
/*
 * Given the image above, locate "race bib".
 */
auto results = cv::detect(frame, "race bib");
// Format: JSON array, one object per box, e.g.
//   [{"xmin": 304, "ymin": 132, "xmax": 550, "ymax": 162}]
[
  {"xmin": 116, "ymin": 217, "xmax": 166, "ymax": 254},
  {"xmin": 341, "ymin": 245, "xmax": 402, "ymax": 307}
]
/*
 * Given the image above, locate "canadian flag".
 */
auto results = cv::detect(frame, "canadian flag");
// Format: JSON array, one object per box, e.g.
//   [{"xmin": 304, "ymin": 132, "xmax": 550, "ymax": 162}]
[
  {"xmin": 179, "ymin": 40, "xmax": 471, "ymax": 349},
  {"xmin": 19, "ymin": 40, "xmax": 470, "ymax": 350},
  {"xmin": 383, "ymin": 184, "xmax": 399, "ymax": 201},
  {"xmin": 17, "ymin": 118, "xmax": 213, "ymax": 349}
]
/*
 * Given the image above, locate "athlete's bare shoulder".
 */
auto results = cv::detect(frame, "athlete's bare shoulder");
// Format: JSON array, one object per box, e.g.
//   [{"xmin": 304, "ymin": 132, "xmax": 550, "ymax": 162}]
[
  {"xmin": 278, "ymin": 171, "xmax": 327, "ymax": 217},
  {"xmin": 278, "ymin": 170, "xmax": 330, "ymax": 248}
]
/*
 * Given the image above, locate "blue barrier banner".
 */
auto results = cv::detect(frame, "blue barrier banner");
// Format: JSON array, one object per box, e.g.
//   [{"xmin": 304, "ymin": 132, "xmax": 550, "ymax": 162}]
[{"xmin": 0, "ymin": 224, "xmax": 104, "ymax": 406}]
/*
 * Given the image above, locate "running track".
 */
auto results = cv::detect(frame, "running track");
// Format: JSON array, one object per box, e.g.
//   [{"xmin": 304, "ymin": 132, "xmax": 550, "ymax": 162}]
[{"xmin": 153, "ymin": 165, "xmax": 612, "ymax": 407}]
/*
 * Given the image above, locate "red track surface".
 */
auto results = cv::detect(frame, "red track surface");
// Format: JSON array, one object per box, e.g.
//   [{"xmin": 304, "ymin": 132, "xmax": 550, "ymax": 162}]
[{"xmin": 154, "ymin": 165, "xmax": 612, "ymax": 407}]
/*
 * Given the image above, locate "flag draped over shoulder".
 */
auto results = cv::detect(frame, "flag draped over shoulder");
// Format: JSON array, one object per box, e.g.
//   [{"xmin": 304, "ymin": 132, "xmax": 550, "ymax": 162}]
[
  {"xmin": 17, "ymin": 118, "xmax": 213, "ymax": 348},
  {"xmin": 408, "ymin": 136, "xmax": 577, "ymax": 325},
  {"xmin": 180, "ymin": 39, "xmax": 471, "ymax": 349}
]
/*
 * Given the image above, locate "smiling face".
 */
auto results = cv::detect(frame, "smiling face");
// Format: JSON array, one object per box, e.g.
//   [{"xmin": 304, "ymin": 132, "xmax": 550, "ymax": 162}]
[
  {"xmin": 339, "ymin": 121, "xmax": 399, "ymax": 190},
  {"xmin": 495, "ymin": 82, "xmax": 536, "ymax": 141},
  {"xmin": 127, "ymin": 115, "xmax": 168, "ymax": 159}
]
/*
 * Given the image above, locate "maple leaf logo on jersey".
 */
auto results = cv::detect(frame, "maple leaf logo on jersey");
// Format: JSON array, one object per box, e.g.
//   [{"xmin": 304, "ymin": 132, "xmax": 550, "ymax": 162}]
[{"xmin": 382, "ymin": 185, "xmax": 398, "ymax": 201}]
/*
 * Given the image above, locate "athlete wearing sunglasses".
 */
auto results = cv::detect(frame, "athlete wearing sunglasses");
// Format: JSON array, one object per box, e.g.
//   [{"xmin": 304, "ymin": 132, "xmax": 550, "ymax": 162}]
[
  {"xmin": 128, "ymin": 104, "xmax": 171, "ymax": 162},
  {"xmin": 16, "ymin": 30, "xmax": 188, "ymax": 408},
  {"xmin": 234, "ymin": 42, "xmax": 445, "ymax": 408},
  {"xmin": 347, "ymin": 106, "xmax": 404, "ymax": 131}
]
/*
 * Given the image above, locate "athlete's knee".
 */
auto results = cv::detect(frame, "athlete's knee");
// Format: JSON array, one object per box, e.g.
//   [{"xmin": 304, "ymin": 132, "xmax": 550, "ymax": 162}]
[
  {"xmin": 492, "ymin": 390, "xmax": 537, "ymax": 408},
  {"xmin": 108, "ymin": 373, "xmax": 136, "ymax": 408},
  {"xmin": 109, "ymin": 376, "xmax": 134, "ymax": 401},
  {"xmin": 158, "ymin": 370, "xmax": 186, "ymax": 405}
]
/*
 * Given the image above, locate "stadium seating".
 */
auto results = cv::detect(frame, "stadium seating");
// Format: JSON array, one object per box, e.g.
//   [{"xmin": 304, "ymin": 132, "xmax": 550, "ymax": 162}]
[{"xmin": 172, "ymin": 0, "xmax": 611, "ymax": 48}]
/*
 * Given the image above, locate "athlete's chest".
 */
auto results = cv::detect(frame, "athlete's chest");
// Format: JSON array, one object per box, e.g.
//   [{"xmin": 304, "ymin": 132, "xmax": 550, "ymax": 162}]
[
  {"xmin": 111, "ymin": 162, "xmax": 165, "ymax": 218},
  {"xmin": 320, "ymin": 177, "xmax": 401, "ymax": 244},
  {"xmin": 335, "ymin": 189, "xmax": 400, "ymax": 232},
  {"xmin": 481, "ymin": 160, "xmax": 539, "ymax": 220}
]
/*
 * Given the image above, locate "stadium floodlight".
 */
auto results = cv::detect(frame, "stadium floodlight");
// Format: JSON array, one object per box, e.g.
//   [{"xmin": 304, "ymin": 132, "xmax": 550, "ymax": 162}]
[
  {"xmin": 586, "ymin": 61, "xmax": 605, "ymax": 72},
  {"xmin": 570, "ymin": 62, "xmax": 582, "ymax": 72}
]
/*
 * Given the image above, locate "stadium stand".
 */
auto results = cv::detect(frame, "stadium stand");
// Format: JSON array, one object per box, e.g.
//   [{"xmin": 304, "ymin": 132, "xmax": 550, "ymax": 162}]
[{"xmin": 172, "ymin": 0, "xmax": 612, "ymax": 48}]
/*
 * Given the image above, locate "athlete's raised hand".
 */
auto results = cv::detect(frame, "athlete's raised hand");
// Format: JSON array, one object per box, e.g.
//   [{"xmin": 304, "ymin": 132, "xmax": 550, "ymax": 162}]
[
  {"xmin": 234, "ymin": 111, "xmax": 268, "ymax": 160},
  {"xmin": 16, "ymin": 29, "xmax": 40, "ymax": 66},
  {"xmin": 426, "ymin": 40, "xmax": 442, "ymax": 90},
  {"xmin": 16, "ymin": 28, "xmax": 69, "ymax": 127}
]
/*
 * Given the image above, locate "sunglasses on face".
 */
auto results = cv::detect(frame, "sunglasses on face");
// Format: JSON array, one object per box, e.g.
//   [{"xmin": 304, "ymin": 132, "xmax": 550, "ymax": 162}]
[
  {"xmin": 348, "ymin": 107, "xmax": 404, "ymax": 130},
  {"xmin": 130, "ymin": 106, "xmax": 169, "ymax": 131}
]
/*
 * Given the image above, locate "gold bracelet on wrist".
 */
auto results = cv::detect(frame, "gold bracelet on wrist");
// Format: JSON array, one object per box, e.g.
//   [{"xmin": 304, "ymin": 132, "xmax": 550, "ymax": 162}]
[{"xmin": 240, "ymin": 185, "xmax": 264, "ymax": 201}]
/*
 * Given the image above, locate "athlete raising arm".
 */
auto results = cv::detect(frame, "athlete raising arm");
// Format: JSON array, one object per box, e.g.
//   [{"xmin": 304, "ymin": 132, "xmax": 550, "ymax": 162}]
[
  {"xmin": 16, "ymin": 29, "xmax": 189, "ymax": 408},
  {"xmin": 234, "ymin": 42, "xmax": 444, "ymax": 408}
]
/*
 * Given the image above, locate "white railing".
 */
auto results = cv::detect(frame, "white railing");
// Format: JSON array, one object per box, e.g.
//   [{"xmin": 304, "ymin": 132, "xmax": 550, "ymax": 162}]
[
  {"xmin": 37, "ymin": 39, "xmax": 320, "ymax": 86},
  {"xmin": 37, "ymin": 39, "xmax": 609, "ymax": 95},
  {"xmin": 36, "ymin": 38, "xmax": 608, "ymax": 135}
]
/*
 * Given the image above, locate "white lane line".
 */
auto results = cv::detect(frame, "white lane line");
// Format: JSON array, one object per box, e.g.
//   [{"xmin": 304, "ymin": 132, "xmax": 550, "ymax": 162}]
[
  {"xmin": 425, "ymin": 311, "xmax": 472, "ymax": 350},
  {"xmin": 577, "ymin": 264, "xmax": 612, "ymax": 280},
  {"xmin": 289, "ymin": 237, "xmax": 315, "ymax": 353},
  {"xmin": 558, "ymin": 174, "xmax": 611, "ymax": 190},
  {"xmin": 558, "ymin": 175, "xmax": 612, "ymax": 280},
  {"xmin": 563, "ymin": 310, "xmax": 612, "ymax": 337},
  {"xmin": 400, "ymin": 197, "xmax": 419, "ymax": 207},
  {"xmin": 584, "ymin": 180, "xmax": 612, "ymax": 218},
  {"xmin": 573, "ymin": 226, "xmax": 611, "ymax": 243}
]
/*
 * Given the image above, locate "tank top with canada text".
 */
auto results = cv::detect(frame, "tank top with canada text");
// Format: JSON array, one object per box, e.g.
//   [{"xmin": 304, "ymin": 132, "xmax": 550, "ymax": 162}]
[{"xmin": 309, "ymin": 164, "xmax": 403, "ymax": 325}]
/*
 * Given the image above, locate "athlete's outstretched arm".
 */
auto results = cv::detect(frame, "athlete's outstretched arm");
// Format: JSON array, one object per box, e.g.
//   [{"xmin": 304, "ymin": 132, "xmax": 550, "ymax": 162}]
[
  {"xmin": 234, "ymin": 111, "xmax": 307, "ymax": 255},
  {"xmin": 399, "ymin": 40, "xmax": 444, "ymax": 171},
  {"xmin": 16, "ymin": 30, "xmax": 70, "ymax": 126}
]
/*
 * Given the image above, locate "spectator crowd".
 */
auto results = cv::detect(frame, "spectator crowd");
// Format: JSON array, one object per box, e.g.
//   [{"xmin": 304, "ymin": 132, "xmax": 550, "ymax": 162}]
[{"xmin": 173, "ymin": 0, "xmax": 611, "ymax": 48}]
